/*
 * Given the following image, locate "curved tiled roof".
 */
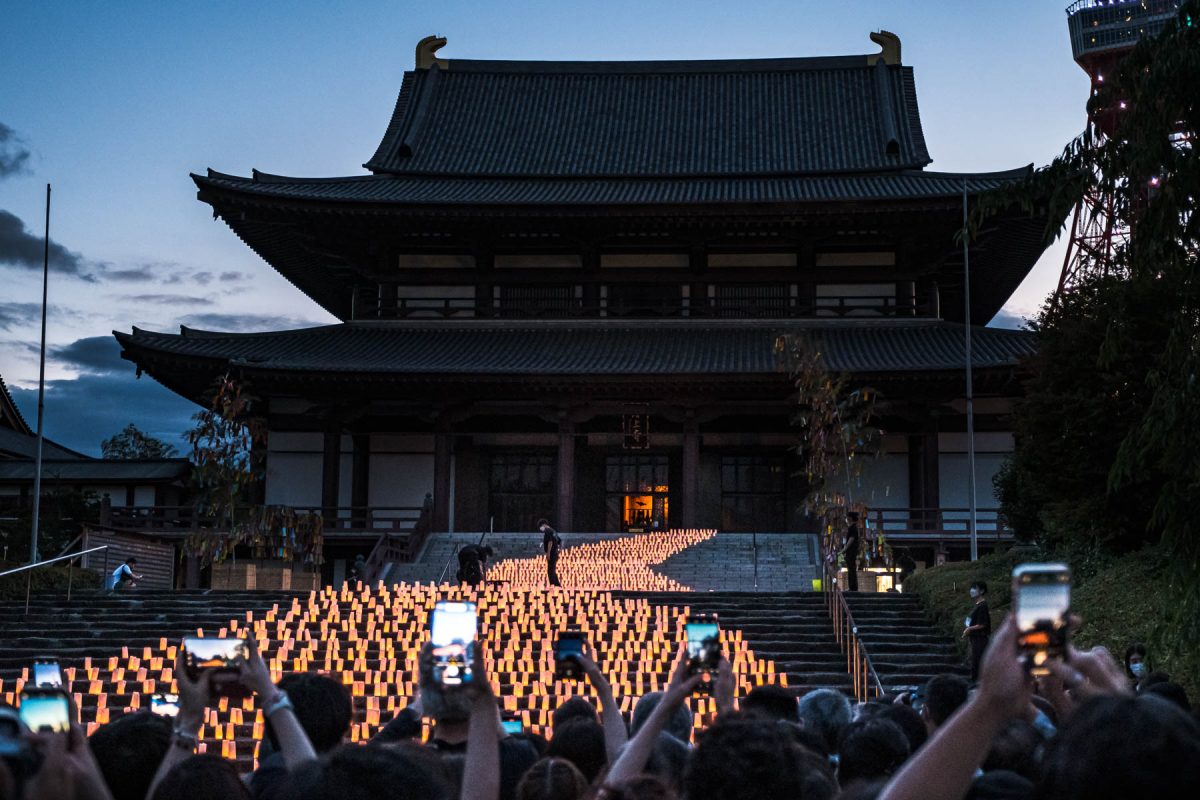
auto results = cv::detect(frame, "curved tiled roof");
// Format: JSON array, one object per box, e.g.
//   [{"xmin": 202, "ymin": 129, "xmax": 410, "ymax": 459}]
[
  {"xmin": 363, "ymin": 56, "xmax": 931, "ymax": 177},
  {"xmin": 0, "ymin": 373, "xmax": 31, "ymax": 435},
  {"xmin": 116, "ymin": 319, "xmax": 1034, "ymax": 378},
  {"xmin": 195, "ymin": 168, "xmax": 1029, "ymax": 207}
]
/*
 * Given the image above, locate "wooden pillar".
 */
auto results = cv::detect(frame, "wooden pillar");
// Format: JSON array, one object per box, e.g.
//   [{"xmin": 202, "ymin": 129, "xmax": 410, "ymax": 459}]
[
  {"xmin": 681, "ymin": 417, "xmax": 699, "ymax": 528},
  {"xmin": 351, "ymin": 433, "xmax": 370, "ymax": 528},
  {"xmin": 433, "ymin": 429, "xmax": 453, "ymax": 533},
  {"xmin": 322, "ymin": 428, "xmax": 341, "ymax": 529},
  {"xmin": 556, "ymin": 417, "xmax": 576, "ymax": 531}
]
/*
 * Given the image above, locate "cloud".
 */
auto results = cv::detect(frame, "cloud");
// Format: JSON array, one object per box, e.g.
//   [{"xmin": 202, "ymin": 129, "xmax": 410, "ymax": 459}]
[
  {"xmin": 126, "ymin": 293, "xmax": 215, "ymax": 307},
  {"xmin": 103, "ymin": 265, "xmax": 159, "ymax": 282},
  {"xmin": 218, "ymin": 271, "xmax": 248, "ymax": 283},
  {"xmin": 988, "ymin": 309, "xmax": 1030, "ymax": 330},
  {"xmin": 192, "ymin": 271, "xmax": 214, "ymax": 286},
  {"xmin": 50, "ymin": 335, "xmax": 126, "ymax": 375},
  {"xmin": 9, "ymin": 366, "xmax": 198, "ymax": 457},
  {"xmin": 0, "ymin": 209, "xmax": 95, "ymax": 279},
  {"xmin": 180, "ymin": 312, "xmax": 327, "ymax": 332},
  {"xmin": 0, "ymin": 123, "xmax": 32, "ymax": 179},
  {"xmin": 0, "ymin": 302, "xmax": 82, "ymax": 333}
]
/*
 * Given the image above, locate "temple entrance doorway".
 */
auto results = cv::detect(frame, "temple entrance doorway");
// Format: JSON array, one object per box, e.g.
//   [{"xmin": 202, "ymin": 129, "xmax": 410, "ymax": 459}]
[{"xmin": 605, "ymin": 453, "xmax": 669, "ymax": 532}]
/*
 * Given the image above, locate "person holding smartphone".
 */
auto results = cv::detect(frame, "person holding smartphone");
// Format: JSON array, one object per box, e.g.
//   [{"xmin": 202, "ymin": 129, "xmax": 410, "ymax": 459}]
[
  {"xmin": 539, "ymin": 519, "xmax": 562, "ymax": 587},
  {"xmin": 962, "ymin": 580, "xmax": 992, "ymax": 682},
  {"xmin": 105, "ymin": 557, "xmax": 143, "ymax": 592}
]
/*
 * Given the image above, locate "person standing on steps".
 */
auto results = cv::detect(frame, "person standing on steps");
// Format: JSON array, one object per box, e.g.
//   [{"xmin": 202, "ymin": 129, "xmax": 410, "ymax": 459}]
[
  {"xmin": 962, "ymin": 580, "xmax": 992, "ymax": 682},
  {"xmin": 841, "ymin": 512, "xmax": 861, "ymax": 591},
  {"xmin": 538, "ymin": 518, "xmax": 562, "ymax": 587}
]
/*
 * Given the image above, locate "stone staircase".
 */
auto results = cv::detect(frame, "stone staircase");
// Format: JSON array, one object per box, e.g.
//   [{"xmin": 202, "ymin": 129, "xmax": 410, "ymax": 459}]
[{"xmin": 843, "ymin": 592, "xmax": 968, "ymax": 692}]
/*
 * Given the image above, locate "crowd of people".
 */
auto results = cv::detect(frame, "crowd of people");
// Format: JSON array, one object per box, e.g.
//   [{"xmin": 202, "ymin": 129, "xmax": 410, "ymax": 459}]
[{"xmin": 2, "ymin": 605, "xmax": 1197, "ymax": 800}]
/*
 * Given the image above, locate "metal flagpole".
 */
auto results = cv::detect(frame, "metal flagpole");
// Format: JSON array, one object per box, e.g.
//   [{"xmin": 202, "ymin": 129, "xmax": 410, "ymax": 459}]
[
  {"xmin": 30, "ymin": 183, "xmax": 51, "ymax": 564},
  {"xmin": 962, "ymin": 179, "xmax": 978, "ymax": 561}
]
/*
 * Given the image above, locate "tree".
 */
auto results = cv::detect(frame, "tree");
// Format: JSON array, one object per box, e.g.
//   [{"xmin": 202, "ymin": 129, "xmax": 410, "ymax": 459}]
[
  {"xmin": 777, "ymin": 334, "xmax": 884, "ymax": 564},
  {"xmin": 100, "ymin": 423, "xmax": 179, "ymax": 459},
  {"xmin": 981, "ymin": 2, "xmax": 1200, "ymax": 647}
]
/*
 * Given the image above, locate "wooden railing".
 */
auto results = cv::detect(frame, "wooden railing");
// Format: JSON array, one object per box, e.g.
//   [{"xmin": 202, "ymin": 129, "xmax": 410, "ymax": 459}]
[
  {"xmin": 821, "ymin": 549, "xmax": 886, "ymax": 702},
  {"xmin": 861, "ymin": 507, "xmax": 1011, "ymax": 543},
  {"xmin": 105, "ymin": 505, "xmax": 425, "ymax": 536},
  {"xmin": 350, "ymin": 292, "xmax": 933, "ymax": 320}
]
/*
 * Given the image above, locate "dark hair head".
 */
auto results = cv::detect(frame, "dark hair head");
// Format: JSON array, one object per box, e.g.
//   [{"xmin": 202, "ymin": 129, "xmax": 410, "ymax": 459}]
[
  {"xmin": 1143, "ymin": 681, "xmax": 1192, "ymax": 711},
  {"xmin": 516, "ymin": 757, "xmax": 588, "ymax": 800},
  {"xmin": 923, "ymin": 674, "xmax": 970, "ymax": 727},
  {"xmin": 684, "ymin": 716, "xmax": 837, "ymax": 800},
  {"xmin": 545, "ymin": 718, "xmax": 606, "ymax": 783},
  {"xmin": 1036, "ymin": 695, "xmax": 1200, "ymax": 800},
  {"xmin": 596, "ymin": 775, "xmax": 676, "ymax": 800},
  {"xmin": 981, "ymin": 720, "xmax": 1043, "ymax": 782},
  {"xmin": 125, "ymin": 557, "xmax": 137, "ymax": 565},
  {"xmin": 552, "ymin": 697, "xmax": 598, "ymax": 729},
  {"xmin": 970, "ymin": 580, "xmax": 988, "ymax": 595},
  {"xmin": 537, "ymin": 519, "xmax": 549, "ymax": 528},
  {"xmin": 88, "ymin": 711, "xmax": 172, "ymax": 800},
  {"xmin": 875, "ymin": 704, "xmax": 927, "ymax": 754},
  {"xmin": 482, "ymin": 546, "xmax": 495, "ymax": 559},
  {"xmin": 1123, "ymin": 643, "xmax": 1147, "ymax": 669},
  {"xmin": 796, "ymin": 688, "xmax": 852, "ymax": 755},
  {"xmin": 272, "ymin": 672, "xmax": 353, "ymax": 753},
  {"xmin": 278, "ymin": 743, "xmax": 453, "ymax": 800},
  {"xmin": 632, "ymin": 692, "xmax": 693, "ymax": 743},
  {"xmin": 150, "ymin": 754, "xmax": 249, "ymax": 800},
  {"xmin": 838, "ymin": 717, "xmax": 911, "ymax": 787},
  {"xmin": 742, "ymin": 685, "xmax": 799, "ymax": 724}
]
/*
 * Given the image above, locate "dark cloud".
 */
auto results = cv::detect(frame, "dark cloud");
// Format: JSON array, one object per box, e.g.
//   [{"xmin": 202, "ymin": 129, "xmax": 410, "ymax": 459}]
[
  {"xmin": 126, "ymin": 293, "xmax": 215, "ymax": 307},
  {"xmin": 104, "ymin": 265, "xmax": 159, "ymax": 282},
  {"xmin": 180, "ymin": 312, "xmax": 327, "ymax": 332},
  {"xmin": 988, "ymin": 309, "xmax": 1030, "ymax": 330},
  {"xmin": 0, "ymin": 301, "xmax": 44, "ymax": 332},
  {"xmin": 218, "ymin": 271, "xmax": 248, "ymax": 283},
  {"xmin": 9, "ymin": 366, "xmax": 197, "ymax": 457},
  {"xmin": 192, "ymin": 271, "xmax": 214, "ymax": 286},
  {"xmin": 50, "ymin": 335, "xmax": 126, "ymax": 375},
  {"xmin": 0, "ymin": 123, "xmax": 32, "ymax": 179},
  {"xmin": 0, "ymin": 209, "xmax": 95, "ymax": 279}
]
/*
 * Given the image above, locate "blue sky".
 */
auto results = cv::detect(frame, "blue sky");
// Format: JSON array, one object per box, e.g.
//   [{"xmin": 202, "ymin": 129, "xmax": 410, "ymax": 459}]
[{"xmin": 0, "ymin": 1, "xmax": 1090, "ymax": 455}]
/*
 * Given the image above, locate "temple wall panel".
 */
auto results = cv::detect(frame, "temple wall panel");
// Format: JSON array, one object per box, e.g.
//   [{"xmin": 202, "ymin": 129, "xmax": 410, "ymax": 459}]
[
  {"xmin": 265, "ymin": 431, "xmax": 323, "ymax": 507},
  {"xmin": 938, "ymin": 453, "xmax": 1008, "ymax": 509},
  {"xmin": 367, "ymin": 453, "xmax": 434, "ymax": 509}
]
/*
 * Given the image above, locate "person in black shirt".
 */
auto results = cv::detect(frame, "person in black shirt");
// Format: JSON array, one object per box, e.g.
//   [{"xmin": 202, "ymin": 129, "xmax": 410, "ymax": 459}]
[
  {"xmin": 841, "ymin": 512, "xmax": 861, "ymax": 591},
  {"xmin": 962, "ymin": 579, "xmax": 992, "ymax": 681},
  {"xmin": 456, "ymin": 544, "xmax": 493, "ymax": 587},
  {"xmin": 538, "ymin": 518, "xmax": 562, "ymax": 587}
]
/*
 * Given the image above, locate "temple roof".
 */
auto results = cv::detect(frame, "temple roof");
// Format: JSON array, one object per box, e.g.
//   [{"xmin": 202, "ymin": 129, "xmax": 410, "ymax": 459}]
[
  {"xmin": 0, "ymin": 374, "xmax": 31, "ymax": 435},
  {"xmin": 364, "ymin": 51, "xmax": 930, "ymax": 178},
  {"xmin": 0, "ymin": 458, "xmax": 190, "ymax": 482},
  {"xmin": 116, "ymin": 319, "xmax": 1034, "ymax": 389},
  {"xmin": 196, "ymin": 167, "xmax": 1027, "ymax": 207}
]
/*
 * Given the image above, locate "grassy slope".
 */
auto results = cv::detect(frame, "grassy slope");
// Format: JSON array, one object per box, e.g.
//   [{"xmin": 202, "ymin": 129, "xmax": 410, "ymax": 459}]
[
  {"xmin": 0, "ymin": 561, "xmax": 100, "ymax": 599},
  {"xmin": 905, "ymin": 546, "xmax": 1198, "ymax": 700}
]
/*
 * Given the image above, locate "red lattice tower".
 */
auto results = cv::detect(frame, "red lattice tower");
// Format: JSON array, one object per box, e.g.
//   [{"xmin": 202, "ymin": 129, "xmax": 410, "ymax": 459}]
[{"xmin": 1058, "ymin": 1, "xmax": 1181, "ymax": 294}]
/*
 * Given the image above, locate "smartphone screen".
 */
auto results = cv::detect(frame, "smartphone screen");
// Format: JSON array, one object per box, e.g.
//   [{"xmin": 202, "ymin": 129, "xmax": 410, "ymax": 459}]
[
  {"xmin": 32, "ymin": 661, "xmax": 62, "ymax": 689},
  {"xmin": 501, "ymin": 719, "xmax": 523, "ymax": 735},
  {"xmin": 19, "ymin": 692, "xmax": 70, "ymax": 733},
  {"xmin": 431, "ymin": 601, "xmax": 477, "ymax": 686},
  {"xmin": 182, "ymin": 637, "xmax": 250, "ymax": 697},
  {"xmin": 554, "ymin": 631, "xmax": 585, "ymax": 679},
  {"xmin": 150, "ymin": 693, "xmax": 181, "ymax": 718},
  {"xmin": 686, "ymin": 617, "xmax": 721, "ymax": 672},
  {"xmin": 1014, "ymin": 564, "xmax": 1071, "ymax": 675}
]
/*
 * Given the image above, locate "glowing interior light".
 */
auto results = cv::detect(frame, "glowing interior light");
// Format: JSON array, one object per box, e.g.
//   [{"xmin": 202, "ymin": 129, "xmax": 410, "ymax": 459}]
[
  {"xmin": 1119, "ymin": 101, "xmax": 1127, "ymax": 109},
  {"xmin": 1149, "ymin": 176, "xmax": 1161, "ymax": 187}
]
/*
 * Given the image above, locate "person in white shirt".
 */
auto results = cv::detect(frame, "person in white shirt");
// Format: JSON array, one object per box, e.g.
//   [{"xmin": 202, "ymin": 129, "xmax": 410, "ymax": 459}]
[{"xmin": 106, "ymin": 557, "xmax": 143, "ymax": 591}]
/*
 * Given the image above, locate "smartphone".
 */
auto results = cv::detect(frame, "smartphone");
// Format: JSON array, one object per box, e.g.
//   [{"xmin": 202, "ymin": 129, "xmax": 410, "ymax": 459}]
[
  {"xmin": 182, "ymin": 637, "xmax": 250, "ymax": 697},
  {"xmin": 431, "ymin": 601, "xmax": 477, "ymax": 687},
  {"xmin": 32, "ymin": 660, "xmax": 62, "ymax": 689},
  {"xmin": 685, "ymin": 614, "xmax": 721, "ymax": 677},
  {"xmin": 19, "ymin": 690, "xmax": 71, "ymax": 734},
  {"xmin": 501, "ymin": 715, "xmax": 523, "ymax": 735},
  {"xmin": 1013, "ymin": 563, "xmax": 1071, "ymax": 676},
  {"xmin": 554, "ymin": 630, "xmax": 585, "ymax": 680},
  {"xmin": 150, "ymin": 693, "xmax": 181, "ymax": 718}
]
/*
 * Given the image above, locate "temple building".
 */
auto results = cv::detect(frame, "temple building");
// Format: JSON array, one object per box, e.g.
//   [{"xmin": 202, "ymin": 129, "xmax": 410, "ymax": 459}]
[{"xmin": 116, "ymin": 33, "xmax": 1054, "ymax": 568}]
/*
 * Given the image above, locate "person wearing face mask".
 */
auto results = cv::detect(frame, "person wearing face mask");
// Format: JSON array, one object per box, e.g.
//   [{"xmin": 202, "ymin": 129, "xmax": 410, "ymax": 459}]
[
  {"xmin": 1125, "ymin": 643, "xmax": 1149, "ymax": 691},
  {"xmin": 961, "ymin": 580, "xmax": 991, "ymax": 682}
]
